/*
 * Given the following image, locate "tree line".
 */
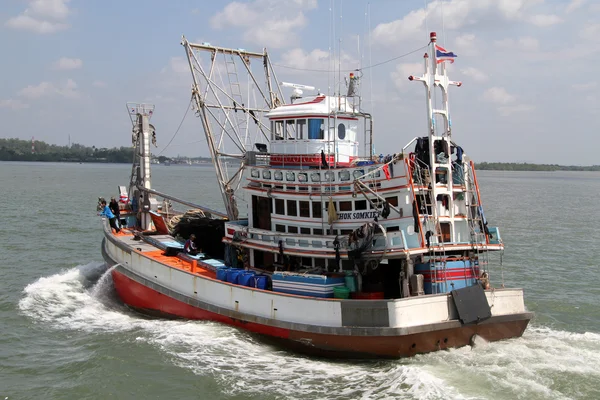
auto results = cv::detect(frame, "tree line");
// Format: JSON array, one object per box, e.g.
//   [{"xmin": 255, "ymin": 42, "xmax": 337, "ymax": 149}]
[
  {"xmin": 474, "ymin": 162, "xmax": 600, "ymax": 172},
  {"xmin": 0, "ymin": 138, "xmax": 134, "ymax": 163},
  {"xmin": 2, "ymin": 138, "xmax": 599, "ymax": 170}
]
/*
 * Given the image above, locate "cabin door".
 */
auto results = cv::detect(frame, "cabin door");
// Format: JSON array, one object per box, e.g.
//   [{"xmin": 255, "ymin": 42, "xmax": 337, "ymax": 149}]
[{"xmin": 252, "ymin": 196, "xmax": 272, "ymax": 230}]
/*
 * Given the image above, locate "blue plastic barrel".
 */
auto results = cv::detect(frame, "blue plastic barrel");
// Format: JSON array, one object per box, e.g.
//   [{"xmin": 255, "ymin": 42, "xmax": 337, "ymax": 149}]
[
  {"xmin": 238, "ymin": 271, "xmax": 257, "ymax": 287},
  {"xmin": 216, "ymin": 268, "xmax": 230, "ymax": 282},
  {"xmin": 252, "ymin": 275, "xmax": 269, "ymax": 290},
  {"xmin": 226, "ymin": 268, "xmax": 244, "ymax": 284},
  {"xmin": 344, "ymin": 273, "xmax": 357, "ymax": 293}
]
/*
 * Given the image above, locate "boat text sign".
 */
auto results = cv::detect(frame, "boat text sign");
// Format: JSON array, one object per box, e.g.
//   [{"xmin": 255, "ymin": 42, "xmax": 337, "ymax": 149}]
[{"xmin": 337, "ymin": 211, "xmax": 378, "ymax": 220}]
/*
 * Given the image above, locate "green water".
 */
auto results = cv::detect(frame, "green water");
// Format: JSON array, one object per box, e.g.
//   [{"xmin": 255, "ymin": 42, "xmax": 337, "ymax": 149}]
[{"xmin": 1, "ymin": 162, "xmax": 599, "ymax": 399}]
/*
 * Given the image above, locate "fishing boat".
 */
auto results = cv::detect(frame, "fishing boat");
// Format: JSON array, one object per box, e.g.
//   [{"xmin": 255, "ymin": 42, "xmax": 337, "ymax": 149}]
[{"xmin": 100, "ymin": 32, "xmax": 532, "ymax": 358}]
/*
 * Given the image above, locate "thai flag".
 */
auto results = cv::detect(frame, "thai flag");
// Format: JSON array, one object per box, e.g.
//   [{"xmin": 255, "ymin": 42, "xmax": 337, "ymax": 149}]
[{"xmin": 435, "ymin": 45, "xmax": 457, "ymax": 64}]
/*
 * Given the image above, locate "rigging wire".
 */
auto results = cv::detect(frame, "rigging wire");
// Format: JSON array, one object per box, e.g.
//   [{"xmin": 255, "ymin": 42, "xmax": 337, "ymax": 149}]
[
  {"xmin": 272, "ymin": 42, "xmax": 430, "ymax": 73},
  {"xmin": 156, "ymin": 97, "xmax": 193, "ymax": 156}
]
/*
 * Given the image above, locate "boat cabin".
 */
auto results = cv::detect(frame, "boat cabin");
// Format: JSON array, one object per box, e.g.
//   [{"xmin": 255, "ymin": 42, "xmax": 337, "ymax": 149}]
[{"xmin": 265, "ymin": 94, "xmax": 362, "ymax": 167}]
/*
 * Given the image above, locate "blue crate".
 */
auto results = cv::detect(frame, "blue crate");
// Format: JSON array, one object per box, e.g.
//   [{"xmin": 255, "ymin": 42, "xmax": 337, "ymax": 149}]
[{"xmin": 271, "ymin": 272, "xmax": 345, "ymax": 298}]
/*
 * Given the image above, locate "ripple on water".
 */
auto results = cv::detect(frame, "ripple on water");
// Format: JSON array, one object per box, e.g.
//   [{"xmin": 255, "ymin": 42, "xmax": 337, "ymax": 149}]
[{"xmin": 16, "ymin": 264, "xmax": 600, "ymax": 400}]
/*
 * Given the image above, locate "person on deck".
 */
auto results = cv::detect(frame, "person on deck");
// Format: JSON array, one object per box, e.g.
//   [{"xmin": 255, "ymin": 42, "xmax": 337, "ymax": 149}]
[
  {"xmin": 109, "ymin": 197, "xmax": 121, "ymax": 228},
  {"xmin": 99, "ymin": 200, "xmax": 121, "ymax": 233},
  {"xmin": 184, "ymin": 234, "xmax": 199, "ymax": 255}
]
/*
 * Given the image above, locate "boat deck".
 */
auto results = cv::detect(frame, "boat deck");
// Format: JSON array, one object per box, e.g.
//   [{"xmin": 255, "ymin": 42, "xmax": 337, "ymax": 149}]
[{"xmin": 109, "ymin": 229, "xmax": 218, "ymax": 279}]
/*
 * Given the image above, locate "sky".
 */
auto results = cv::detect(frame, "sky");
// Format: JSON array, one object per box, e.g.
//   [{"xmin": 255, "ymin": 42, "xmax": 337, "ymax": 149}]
[{"xmin": 1, "ymin": 0, "xmax": 598, "ymax": 164}]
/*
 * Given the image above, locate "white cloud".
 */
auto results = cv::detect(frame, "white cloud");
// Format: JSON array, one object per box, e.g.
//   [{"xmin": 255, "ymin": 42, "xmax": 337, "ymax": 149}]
[
  {"xmin": 454, "ymin": 34, "xmax": 477, "ymax": 56},
  {"xmin": 495, "ymin": 36, "xmax": 539, "ymax": 51},
  {"xmin": 483, "ymin": 87, "xmax": 516, "ymax": 104},
  {"xmin": 17, "ymin": 79, "xmax": 79, "ymax": 99},
  {"xmin": 0, "ymin": 99, "xmax": 29, "ymax": 110},
  {"xmin": 278, "ymin": 48, "xmax": 357, "ymax": 75},
  {"xmin": 29, "ymin": 0, "xmax": 71, "ymax": 19},
  {"xmin": 566, "ymin": 0, "xmax": 585, "ymax": 13},
  {"xmin": 572, "ymin": 82, "xmax": 597, "ymax": 91},
  {"xmin": 18, "ymin": 82, "xmax": 55, "ymax": 99},
  {"xmin": 460, "ymin": 67, "xmax": 488, "ymax": 82},
  {"xmin": 580, "ymin": 23, "xmax": 600, "ymax": 39},
  {"xmin": 58, "ymin": 79, "xmax": 79, "ymax": 98},
  {"xmin": 161, "ymin": 57, "xmax": 189, "ymax": 75},
  {"xmin": 391, "ymin": 63, "xmax": 423, "ymax": 89},
  {"xmin": 498, "ymin": 104, "xmax": 535, "ymax": 116},
  {"xmin": 53, "ymin": 57, "xmax": 82, "ymax": 70},
  {"xmin": 528, "ymin": 14, "xmax": 563, "ymax": 27},
  {"xmin": 6, "ymin": 0, "xmax": 72, "ymax": 34},
  {"xmin": 210, "ymin": 0, "xmax": 317, "ymax": 49},
  {"xmin": 372, "ymin": 0, "xmax": 546, "ymax": 47}
]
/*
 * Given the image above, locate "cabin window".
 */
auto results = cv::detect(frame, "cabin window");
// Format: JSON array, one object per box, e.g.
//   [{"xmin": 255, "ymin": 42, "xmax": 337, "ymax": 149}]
[
  {"xmin": 297, "ymin": 119, "xmax": 306, "ymax": 139},
  {"xmin": 310, "ymin": 172, "xmax": 320, "ymax": 182},
  {"xmin": 387, "ymin": 226, "xmax": 400, "ymax": 232},
  {"xmin": 275, "ymin": 198, "xmax": 284, "ymax": 215},
  {"xmin": 312, "ymin": 201, "xmax": 323, "ymax": 218},
  {"xmin": 340, "ymin": 229, "xmax": 352, "ymax": 235},
  {"xmin": 273, "ymin": 120, "xmax": 284, "ymax": 140},
  {"xmin": 299, "ymin": 201, "xmax": 310, "ymax": 217},
  {"xmin": 386, "ymin": 196, "xmax": 399, "ymax": 207},
  {"xmin": 339, "ymin": 201, "xmax": 352, "ymax": 211},
  {"xmin": 288, "ymin": 226, "xmax": 298, "ymax": 233},
  {"xmin": 314, "ymin": 258, "xmax": 326, "ymax": 267},
  {"xmin": 355, "ymin": 200, "xmax": 367, "ymax": 210},
  {"xmin": 274, "ymin": 171, "xmax": 283, "ymax": 180},
  {"xmin": 262, "ymin": 170, "xmax": 271, "ymax": 179},
  {"xmin": 300, "ymin": 227, "xmax": 311, "ymax": 234},
  {"xmin": 353, "ymin": 169, "xmax": 364, "ymax": 179},
  {"xmin": 337, "ymin": 123, "xmax": 346, "ymax": 140},
  {"xmin": 286, "ymin": 172, "xmax": 295, "ymax": 181},
  {"xmin": 339, "ymin": 170, "xmax": 350, "ymax": 181},
  {"xmin": 369, "ymin": 199, "xmax": 380, "ymax": 210},
  {"xmin": 324, "ymin": 171, "xmax": 335, "ymax": 182},
  {"xmin": 313, "ymin": 228, "xmax": 323, "ymax": 235},
  {"xmin": 287, "ymin": 200, "xmax": 297, "ymax": 216},
  {"xmin": 308, "ymin": 118, "xmax": 324, "ymax": 139},
  {"xmin": 286, "ymin": 120, "xmax": 296, "ymax": 139},
  {"xmin": 298, "ymin": 173, "xmax": 308, "ymax": 182},
  {"xmin": 275, "ymin": 224, "xmax": 285, "ymax": 232},
  {"xmin": 368, "ymin": 167, "xmax": 381, "ymax": 178},
  {"xmin": 251, "ymin": 169, "xmax": 260, "ymax": 178}
]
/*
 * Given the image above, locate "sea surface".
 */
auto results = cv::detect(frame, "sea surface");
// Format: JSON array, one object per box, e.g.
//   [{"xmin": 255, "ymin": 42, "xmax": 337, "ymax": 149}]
[{"xmin": 1, "ymin": 161, "xmax": 599, "ymax": 400}]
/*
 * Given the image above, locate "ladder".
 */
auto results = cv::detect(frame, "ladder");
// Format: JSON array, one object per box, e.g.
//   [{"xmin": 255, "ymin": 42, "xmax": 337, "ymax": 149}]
[
  {"xmin": 464, "ymin": 159, "xmax": 489, "ymax": 279},
  {"xmin": 410, "ymin": 158, "xmax": 448, "ymax": 294},
  {"xmin": 223, "ymin": 52, "xmax": 248, "ymax": 144}
]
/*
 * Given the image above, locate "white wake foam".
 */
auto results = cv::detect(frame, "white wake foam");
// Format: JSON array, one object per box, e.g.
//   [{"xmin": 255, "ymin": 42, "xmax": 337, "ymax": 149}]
[{"xmin": 19, "ymin": 266, "xmax": 600, "ymax": 399}]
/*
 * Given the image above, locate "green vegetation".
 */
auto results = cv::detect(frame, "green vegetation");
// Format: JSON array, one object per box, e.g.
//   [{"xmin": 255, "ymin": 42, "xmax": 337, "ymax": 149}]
[
  {"xmin": 1, "ymin": 138, "xmax": 598, "ymax": 170},
  {"xmin": 0, "ymin": 138, "xmax": 134, "ymax": 163},
  {"xmin": 475, "ymin": 162, "xmax": 600, "ymax": 172}
]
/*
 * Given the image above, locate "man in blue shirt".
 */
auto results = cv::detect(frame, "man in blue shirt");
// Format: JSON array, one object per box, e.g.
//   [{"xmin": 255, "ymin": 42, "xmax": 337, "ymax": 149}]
[{"xmin": 99, "ymin": 199, "xmax": 121, "ymax": 233}]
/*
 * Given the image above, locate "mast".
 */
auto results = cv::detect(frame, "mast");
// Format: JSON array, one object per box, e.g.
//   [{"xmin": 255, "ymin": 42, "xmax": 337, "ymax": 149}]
[
  {"xmin": 408, "ymin": 32, "xmax": 462, "ymax": 247},
  {"xmin": 181, "ymin": 36, "xmax": 282, "ymax": 221},
  {"xmin": 127, "ymin": 102, "xmax": 156, "ymax": 230}
]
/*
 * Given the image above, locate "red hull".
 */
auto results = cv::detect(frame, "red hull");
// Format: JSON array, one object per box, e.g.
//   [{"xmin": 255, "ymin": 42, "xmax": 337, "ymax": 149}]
[{"xmin": 112, "ymin": 269, "xmax": 531, "ymax": 358}]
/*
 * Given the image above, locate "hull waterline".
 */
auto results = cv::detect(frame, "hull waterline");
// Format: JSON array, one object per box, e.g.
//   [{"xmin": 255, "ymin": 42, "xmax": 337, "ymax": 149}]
[{"xmin": 105, "ymin": 250, "xmax": 531, "ymax": 359}]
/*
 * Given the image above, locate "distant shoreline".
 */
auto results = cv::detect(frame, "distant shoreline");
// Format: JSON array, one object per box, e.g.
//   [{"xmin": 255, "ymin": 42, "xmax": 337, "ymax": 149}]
[{"xmin": 2, "ymin": 159, "xmax": 599, "ymax": 172}]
